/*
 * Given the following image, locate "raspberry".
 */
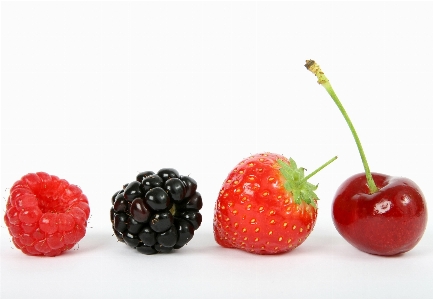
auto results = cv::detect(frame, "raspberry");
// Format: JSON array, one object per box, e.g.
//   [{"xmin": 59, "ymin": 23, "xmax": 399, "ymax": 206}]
[
  {"xmin": 111, "ymin": 168, "xmax": 203, "ymax": 254},
  {"xmin": 4, "ymin": 172, "xmax": 90, "ymax": 257}
]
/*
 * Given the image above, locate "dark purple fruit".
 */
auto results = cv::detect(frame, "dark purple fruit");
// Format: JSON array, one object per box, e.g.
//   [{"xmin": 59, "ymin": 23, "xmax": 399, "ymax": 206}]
[
  {"xmin": 136, "ymin": 171, "xmax": 155, "ymax": 183},
  {"xmin": 127, "ymin": 217, "xmax": 144, "ymax": 234},
  {"xmin": 156, "ymin": 225, "xmax": 178, "ymax": 247},
  {"xmin": 113, "ymin": 191, "xmax": 125, "ymax": 204},
  {"xmin": 136, "ymin": 244, "xmax": 157, "ymax": 255},
  {"xmin": 141, "ymin": 174, "xmax": 164, "ymax": 193},
  {"xmin": 112, "ymin": 190, "xmax": 123, "ymax": 204},
  {"xmin": 110, "ymin": 207, "xmax": 115, "ymax": 223},
  {"xmin": 123, "ymin": 232, "xmax": 140, "ymax": 248},
  {"xmin": 157, "ymin": 168, "xmax": 179, "ymax": 182},
  {"xmin": 145, "ymin": 187, "xmax": 170, "ymax": 211},
  {"xmin": 124, "ymin": 181, "xmax": 142, "ymax": 202},
  {"xmin": 138, "ymin": 226, "xmax": 156, "ymax": 246},
  {"xmin": 113, "ymin": 228, "xmax": 124, "ymax": 242},
  {"xmin": 150, "ymin": 212, "xmax": 173, "ymax": 233},
  {"xmin": 114, "ymin": 212, "xmax": 128, "ymax": 233},
  {"xmin": 130, "ymin": 198, "xmax": 151, "ymax": 223},
  {"xmin": 111, "ymin": 168, "xmax": 203, "ymax": 254},
  {"xmin": 165, "ymin": 178, "xmax": 186, "ymax": 202},
  {"xmin": 179, "ymin": 211, "xmax": 202, "ymax": 230},
  {"xmin": 178, "ymin": 192, "xmax": 203, "ymax": 211},
  {"xmin": 113, "ymin": 196, "xmax": 129, "ymax": 213},
  {"xmin": 174, "ymin": 218, "xmax": 194, "ymax": 249},
  {"xmin": 154, "ymin": 243, "xmax": 173, "ymax": 253},
  {"xmin": 180, "ymin": 176, "xmax": 197, "ymax": 198}
]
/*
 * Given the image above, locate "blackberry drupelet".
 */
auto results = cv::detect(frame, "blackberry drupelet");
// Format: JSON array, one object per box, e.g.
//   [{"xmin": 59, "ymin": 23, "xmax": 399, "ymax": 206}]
[{"xmin": 110, "ymin": 168, "xmax": 202, "ymax": 254}]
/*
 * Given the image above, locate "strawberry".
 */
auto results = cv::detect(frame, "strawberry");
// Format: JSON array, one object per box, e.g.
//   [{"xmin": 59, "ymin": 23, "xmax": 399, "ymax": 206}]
[{"xmin": 213, "ymin": 152, "xmax": 336, "ymax": 255}]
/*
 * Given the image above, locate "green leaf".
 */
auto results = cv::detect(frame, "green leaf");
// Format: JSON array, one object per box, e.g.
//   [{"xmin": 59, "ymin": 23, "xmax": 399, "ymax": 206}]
[
  {"xmin": 276, "ymin": 158, "xmax": 325, "ymax": 209},
  {"xmin": 288, "ymin": 158, "xmax": 298, "ymax": 170}
]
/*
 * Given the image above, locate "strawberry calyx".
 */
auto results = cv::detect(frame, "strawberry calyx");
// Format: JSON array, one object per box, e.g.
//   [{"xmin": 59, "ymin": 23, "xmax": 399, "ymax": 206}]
[{"xmin": 277, "ymin": 156, "xmax": 338, "ymax": 208}]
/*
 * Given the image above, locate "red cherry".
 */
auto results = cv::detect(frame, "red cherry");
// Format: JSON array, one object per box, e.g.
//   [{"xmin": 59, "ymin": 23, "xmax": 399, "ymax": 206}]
[
  {"xmin": 306, "ymin": 60, "xmax": 428, "ymax": 255},
  {"xmin": 332, "ymin": 173, "xmax": 427, "ymax": 255}
]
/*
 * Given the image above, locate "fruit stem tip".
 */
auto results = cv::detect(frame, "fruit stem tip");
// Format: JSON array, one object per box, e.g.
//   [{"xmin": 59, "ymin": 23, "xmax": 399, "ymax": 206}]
[
  {"xmin": 305, "ymin": 60, "xmax": 329, "ymax": 85},
  {"xmin": 305, "ymin": 60, "xmax": 379, "ymax": 194},
  {"xmin": 301, "ymin": 155, "xmax": 338, "ymax": 183},
  {"xmin": 304, "ymin": 59, "xmax": 315, "ymax": 70}
]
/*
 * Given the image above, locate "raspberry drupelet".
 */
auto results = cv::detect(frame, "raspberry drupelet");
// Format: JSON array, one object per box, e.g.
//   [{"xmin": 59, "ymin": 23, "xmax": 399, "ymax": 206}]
[{"xmin": 4, "ymin": 172, "xmax": 90, "ymax": 257}]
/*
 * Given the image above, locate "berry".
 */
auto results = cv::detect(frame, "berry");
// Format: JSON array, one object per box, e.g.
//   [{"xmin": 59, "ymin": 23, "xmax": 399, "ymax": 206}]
[
  {"xmin": 213, "ymin": 152, "xmax": 336, "ymax": 255},
  {"xmin": 306, "ymin": 60, "xmax": 428, "ymax": 255},
  {"xmin": 4, "ymin": 172, "xmax": 90, "ymax": 257},
  {"xmin": 110, "ymin": 169, "xmax": 202, "ymax": 254}
]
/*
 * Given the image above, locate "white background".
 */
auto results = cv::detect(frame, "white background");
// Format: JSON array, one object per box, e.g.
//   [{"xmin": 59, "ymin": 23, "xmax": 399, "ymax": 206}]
[{"xmin": 2, "ymin": 1, "xmax": 433, "ymax": 298}]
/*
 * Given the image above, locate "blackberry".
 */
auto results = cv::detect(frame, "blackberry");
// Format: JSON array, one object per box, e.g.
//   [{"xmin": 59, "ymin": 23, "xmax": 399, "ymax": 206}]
[{"xmin": 110, "ymin": 168, "xmax": 202, "ymax": 254}]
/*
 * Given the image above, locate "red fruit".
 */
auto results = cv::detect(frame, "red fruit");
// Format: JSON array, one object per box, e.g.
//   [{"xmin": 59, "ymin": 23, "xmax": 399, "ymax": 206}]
[
  {"xmin": 214, "ymin": 152, "xmax": 336, "ymax": 255},
  {"xmin": 333, "ymin": 173, "xmax": 427, "ymax": 255},
  {"xmin": 4, "ymin": 172, "xmax": 90, "ymax": 257},
  {"xmin": 306, "ymin": 60, "xmax": 428, "ymax": 255}
]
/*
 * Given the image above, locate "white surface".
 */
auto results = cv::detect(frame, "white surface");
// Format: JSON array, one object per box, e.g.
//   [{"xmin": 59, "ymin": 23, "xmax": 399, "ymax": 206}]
[{"xmin": 2, "ymin": 1, "xmax": 433, "ymax": 298}]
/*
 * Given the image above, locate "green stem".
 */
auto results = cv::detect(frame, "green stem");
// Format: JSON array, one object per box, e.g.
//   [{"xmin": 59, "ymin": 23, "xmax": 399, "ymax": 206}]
[
  {"xmin": 305, "ymin": 60, "xmax": 379, "ymax": 194},
  {"xmin": 300, "ymin": 156, "xmax": 338, "ymax": 184}
]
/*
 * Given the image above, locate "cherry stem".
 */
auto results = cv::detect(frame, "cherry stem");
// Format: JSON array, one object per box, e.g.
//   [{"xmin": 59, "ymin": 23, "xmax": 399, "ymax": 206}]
[
  {"xmin": 300, "ymin": 156, "xmax": 338, "ymax": 184},
  {"xmin": 305, "ymin": 60, "xmax": 379, "ymax": 194}
]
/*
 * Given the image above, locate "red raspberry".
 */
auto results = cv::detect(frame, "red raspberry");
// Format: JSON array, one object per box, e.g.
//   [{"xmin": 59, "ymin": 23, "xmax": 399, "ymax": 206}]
[{"xmin": 4, "ymin": 172, "xmax": 90, "ymax": 257}]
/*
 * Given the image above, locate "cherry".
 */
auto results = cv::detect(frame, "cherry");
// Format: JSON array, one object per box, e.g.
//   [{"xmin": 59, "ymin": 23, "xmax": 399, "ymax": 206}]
[
  {"xmin": 306, "ymin": 60, "xmax": 428, "ymax": 256},
  {"xmin": 333, "ymin": 173, "xmax": 426, "ymax": 255}
]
